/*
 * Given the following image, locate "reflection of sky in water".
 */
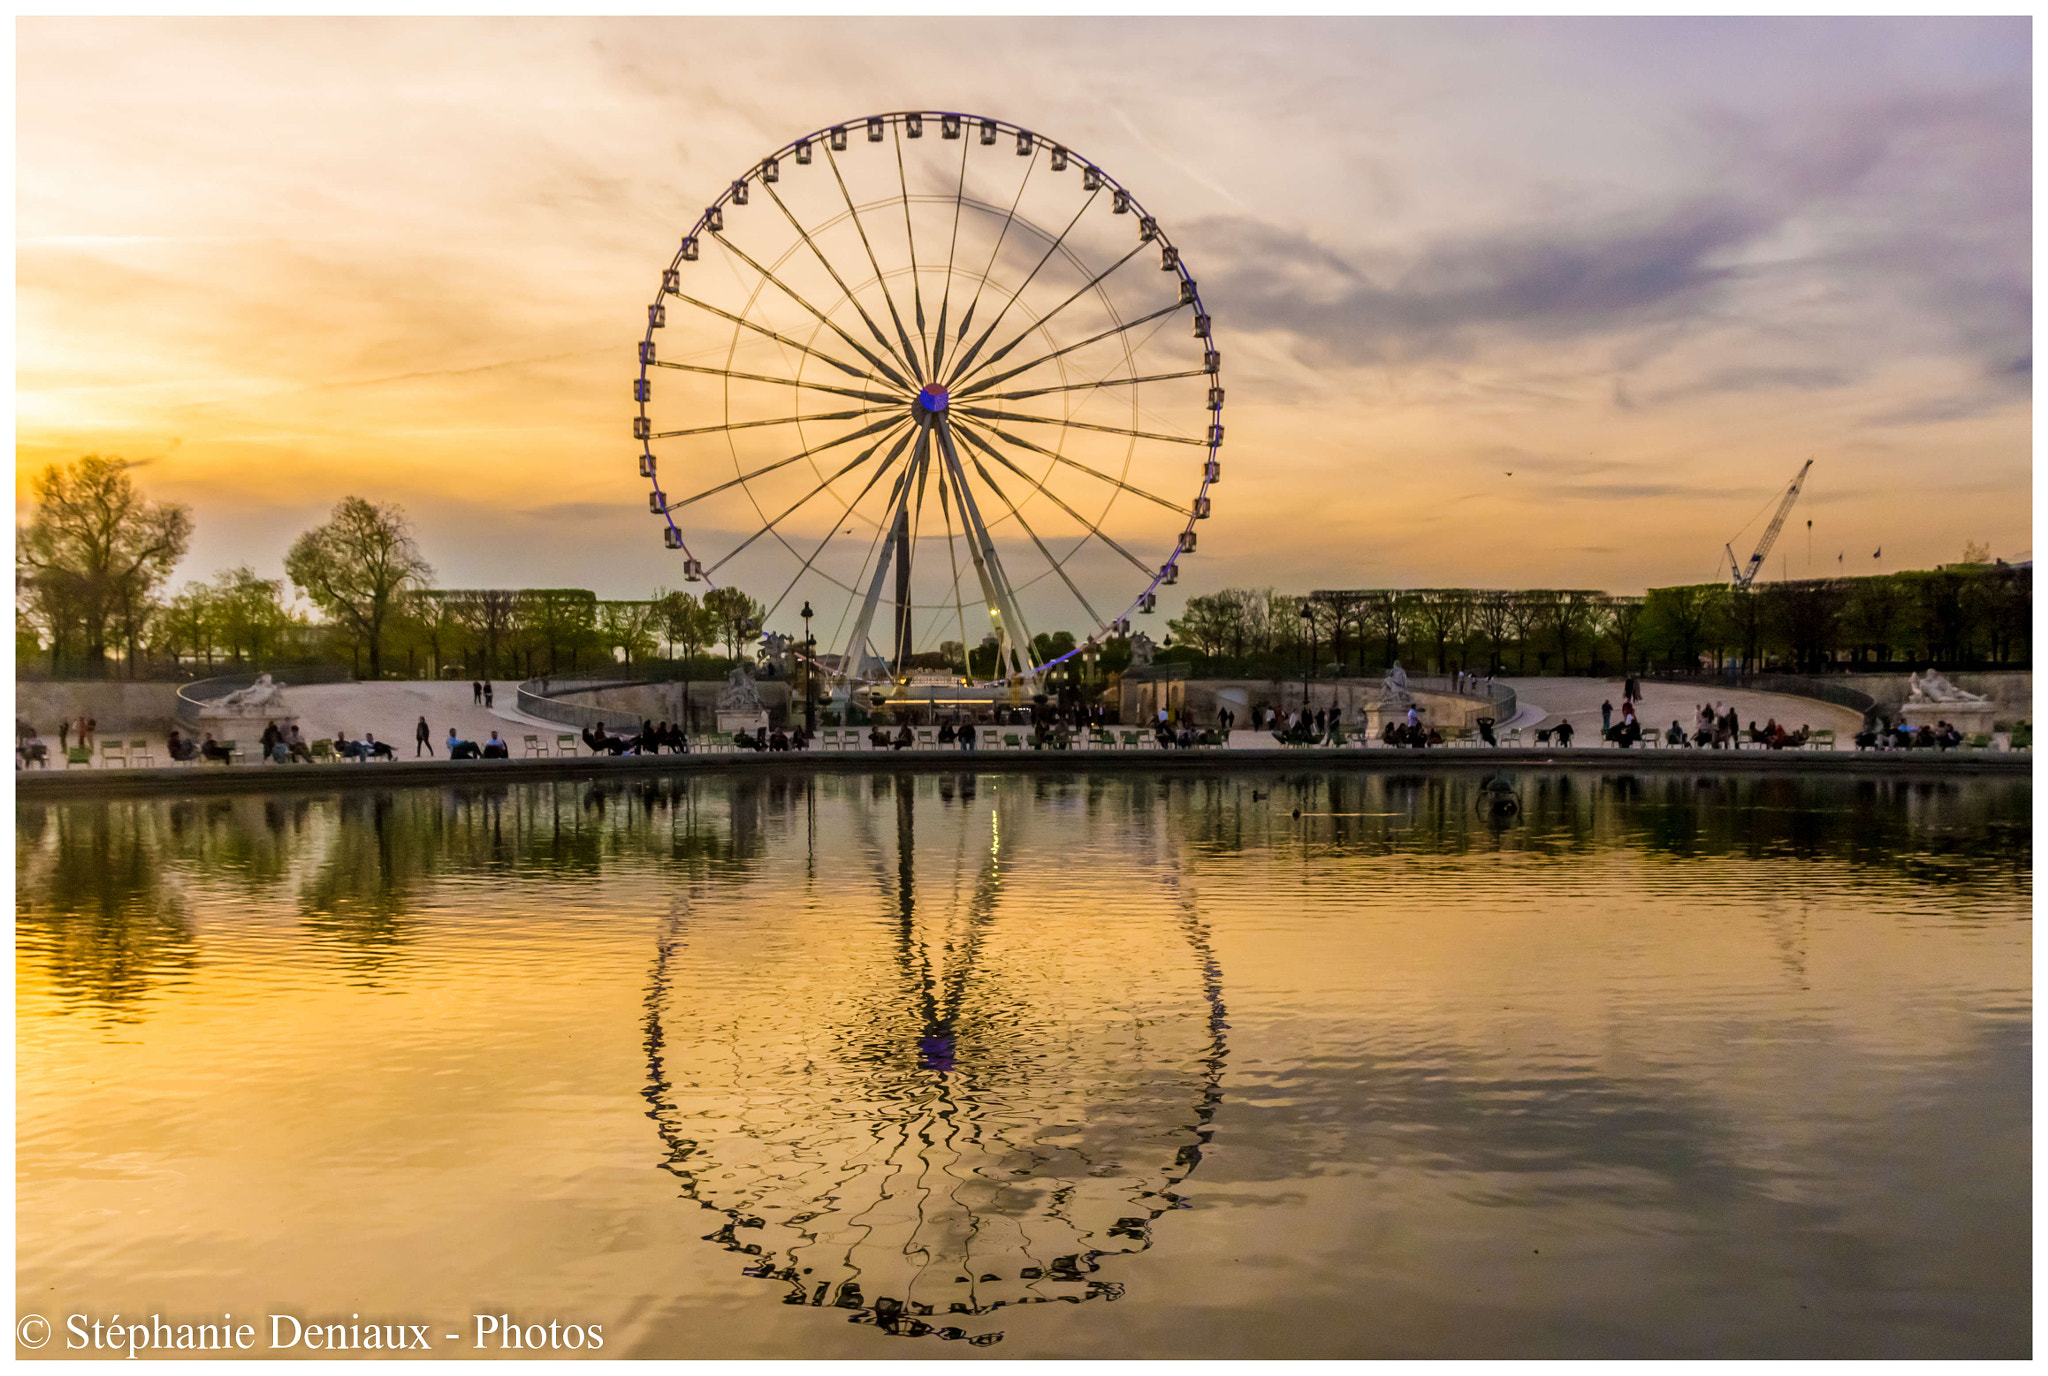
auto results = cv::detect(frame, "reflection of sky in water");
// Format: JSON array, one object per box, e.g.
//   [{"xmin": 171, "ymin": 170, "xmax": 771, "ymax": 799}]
[{"xmin": 14, "ymin": 771, "xmax": 2030, "ymax": 1357}]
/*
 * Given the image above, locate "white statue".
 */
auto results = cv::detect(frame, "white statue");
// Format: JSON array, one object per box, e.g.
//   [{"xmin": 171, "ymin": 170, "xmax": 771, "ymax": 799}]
[
  {"xmin": 207, "ymin": 673, "xmax": 288, "ymax": 714},
  {"xmin": 1128, "ymin": 632, "xmax": 1157, "ymax": 668},
  {"xmin": 714, "ymin": 665, "xmax": 766, "ymax": 713},
  {"xmin": 758, "ymin": 631, "xmax": 794, "ymax": 680},
  {"xmin": 1377, "ymin": 661, "xmax": 1413, "ymax": 706},
  {"xmin": 1908, "ymin": 669, "xmax": 1987, "ymax": 704}
]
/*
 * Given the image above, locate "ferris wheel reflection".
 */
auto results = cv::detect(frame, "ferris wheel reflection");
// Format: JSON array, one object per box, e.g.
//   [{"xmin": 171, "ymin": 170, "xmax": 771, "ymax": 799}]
[{"xmin": 641, "ymin": 778, "xmax": 1228, "ymax": 1345}]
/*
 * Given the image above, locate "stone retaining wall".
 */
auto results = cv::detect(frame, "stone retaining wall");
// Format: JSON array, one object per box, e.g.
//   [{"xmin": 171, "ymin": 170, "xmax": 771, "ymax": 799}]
[
  {"xmin": 15, "ymin": 681, "xmax": 186, "ymax": 735},
  {"xmin": 1119, "ymin": 677, "xmax": 1509, "ymax": 732}
]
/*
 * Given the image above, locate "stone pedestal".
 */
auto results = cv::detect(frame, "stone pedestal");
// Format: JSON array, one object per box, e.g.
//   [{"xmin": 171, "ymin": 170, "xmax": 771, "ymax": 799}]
[
  {"xmin": 716, "ymin": 711, "xmax": 770, "ymax": 736},
  {"xmin": 1899, "ymin": 701, "xmax": 1998, "ymax": 736}
]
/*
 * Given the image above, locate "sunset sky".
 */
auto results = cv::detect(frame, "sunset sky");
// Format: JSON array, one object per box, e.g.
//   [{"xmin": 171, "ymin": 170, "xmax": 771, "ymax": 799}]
[{"xmin": 16, "ymin": 17, "xmax": 2032, "ymax": 625}]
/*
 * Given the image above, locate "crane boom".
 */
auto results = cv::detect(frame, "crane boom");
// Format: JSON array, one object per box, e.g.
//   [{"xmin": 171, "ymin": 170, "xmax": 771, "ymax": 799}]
[{"xmin": 1728, "ymin": 459, "xmax": 1813, "ymax": 589}]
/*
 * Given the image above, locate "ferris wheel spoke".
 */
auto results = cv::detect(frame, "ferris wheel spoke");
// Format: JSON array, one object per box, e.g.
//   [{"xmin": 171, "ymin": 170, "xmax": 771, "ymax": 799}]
[
  {"xmin": 950, "ymin": 301, "xmax": 1187, "ymax": 401},
  {"xmin": 929, "ymin": 136, "xmax": 972, "ymax": 378},
  {"xmin": 671, "ymin": 290, "xmax": 895, "ymax": 387},
  {"xmin": 942, "ymin": 191, "xmax": 1100, "ymax": 387},
  {"xmin": 705, "ymin": 419, "xmax": 915, "ymax": 578},
  {"xmin": 951, "ymin": 419, "xmax": 1157, "ymax": 579},
  {"xmin": 711, "ymin": 233, "xmax": 918, "ymax": 393},
  {"xmin": 651, "ymin": 359, "xmax": 899, "ymax": 405},
  {"xmin": 891, "ymin": 125, "xmax": 932, "ymax": 375},
  {"xmin": 951, "ymin": 413, "xmax": 1190, "ymax": 517},
  {"xmin": 973, "ymin": 369, "xmax": 1210, "ymax": 403},
  {"xmin": 948, "ymin": 241, "xmax": 1152, "ymax": 391},
  {"xmin": 758, "ymin": 423, "xmax": 922, "ymax": 627},
  {"xmin": 662, "ymin": 414, "xmax": 907, "ymax": 515},
  {"xmin": 954, "ymin": 405, "xmax": 1205, "ymax": 448},
  {"xmin": 947, "ymin": 426, "xmax": 1104, "ymax": 628},
  {"xmin": 945, "ymin": 145, "xmax": 1040, "ymax": 377},
  {"xmin": 760, "ymin": 179, "xmax": 923, "ymax": 387},
  {"xmin": 821, "ymin": 144, "xmax": 927, "ymax": 385},
  {"xmin": 652, "ymin": 404, "xmax": 900, "ymax": 441}
]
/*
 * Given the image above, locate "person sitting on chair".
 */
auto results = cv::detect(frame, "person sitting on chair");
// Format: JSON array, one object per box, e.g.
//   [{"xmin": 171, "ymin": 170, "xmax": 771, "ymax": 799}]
[
  {"xmin": 893, "ymin": 722, "xmax": 915, "ymax": 750},
  {"xmin": 1553, "ymin": 719, "xmax": 1575, "ymax": 748},
  {"xmin": 1476, "ymin": 715, "xmax": 1497, "ymax": 747},
  {"xmin": 938, "ymin": 720, "xmax": 957, "ymax": 744},
  {"xmin": 481, "ymin": 731, "xmax": 509, "ymax": 759},
  {"xmin": 1666, "ymin": 720, "xmax": 1687, "ymax": 746},
  {"xmin": 201, "ymin": 733, "xmax": 234, "ymax": 764},
  {"xmin": 365, "ymin": 733, "xmax": 394, "ymax": 760},
  {"xmin": 165, "ymin": 729, "xmax": 195, "ymax": 763}
]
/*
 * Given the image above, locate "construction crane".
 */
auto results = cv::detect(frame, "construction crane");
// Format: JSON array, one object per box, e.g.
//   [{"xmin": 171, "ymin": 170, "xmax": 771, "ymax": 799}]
[{"xmin": 1725, "ymin": 459, "xmax": 1814, "ymax": 589}]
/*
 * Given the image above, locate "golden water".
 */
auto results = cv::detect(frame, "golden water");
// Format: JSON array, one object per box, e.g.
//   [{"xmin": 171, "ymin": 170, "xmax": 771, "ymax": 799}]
[{"xmin": 16, "ymin": 770, "xmax": 2030, "ymax": 1357}]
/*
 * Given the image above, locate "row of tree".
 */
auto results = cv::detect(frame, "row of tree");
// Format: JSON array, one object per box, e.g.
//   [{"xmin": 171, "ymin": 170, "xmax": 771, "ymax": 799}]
[
  {"xmin": 1164, "ymin": 569, "xmax": 2030, "ymax": 679},
  {"xmin": 18, "ymin": 455, "xmax": 2028, "ymax": 682},
  {"xmin": 15, "ymin": 456, "xmax": 781, "ymax": 680}
]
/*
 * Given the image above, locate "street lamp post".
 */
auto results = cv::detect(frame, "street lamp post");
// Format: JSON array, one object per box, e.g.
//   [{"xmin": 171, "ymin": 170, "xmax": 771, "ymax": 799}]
[
  {"xmin": 1299, "ymin": 602, "xmax": 1313, "ymax": 718},
  {"xmin": 800, "ymin": 601, "xmax": 815, "ymax": 732}
]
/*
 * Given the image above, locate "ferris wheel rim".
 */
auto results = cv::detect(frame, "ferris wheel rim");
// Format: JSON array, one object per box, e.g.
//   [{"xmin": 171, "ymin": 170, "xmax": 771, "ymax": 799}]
[{"xmin": 635, "ymin": 110, "xmax": 1224, "ymax": 688}]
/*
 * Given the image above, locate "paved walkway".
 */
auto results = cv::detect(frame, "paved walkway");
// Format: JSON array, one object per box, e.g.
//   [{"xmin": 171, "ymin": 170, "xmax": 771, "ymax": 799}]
[
  {"xmin": 180, "ymin": 675, "xmax": 1866, "ymax": 763},
  {"xmin": 1499, "ymin": 676, "xmax": 1864, "ymax": 748},
  {"xmin": 275, "ymin": 681, "xmax": 567, "ymax": 758}
]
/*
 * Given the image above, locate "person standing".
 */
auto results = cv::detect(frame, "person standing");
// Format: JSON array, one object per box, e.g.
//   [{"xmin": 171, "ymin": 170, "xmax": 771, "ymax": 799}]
[
  {"xmin": 1600, "ymin": 699, "xmax": 1613, "ymax": 734},
  {"xmin": 58, "ymin": 719, "xmax": 68, "ymax": 752},
  {"xmin": 472, "ymin": 680, "xmax": 482, "ymax": 705},
  {"xmin": 415, "ymin": 715, "xmax": 432, "ymax": 757},
  {"xmin": 483, "ymin": 680, "xmax": 494, "ymax": 708}
]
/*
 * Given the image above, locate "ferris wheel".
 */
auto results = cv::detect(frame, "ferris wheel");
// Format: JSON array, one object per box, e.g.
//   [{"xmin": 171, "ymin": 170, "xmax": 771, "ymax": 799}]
[{"xmin": 633, "ymin": 111, "xmax": 1222, "ymax": 692}]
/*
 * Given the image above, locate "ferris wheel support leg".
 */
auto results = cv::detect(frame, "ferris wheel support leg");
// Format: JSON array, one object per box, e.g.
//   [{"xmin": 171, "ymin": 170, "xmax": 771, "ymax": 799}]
[
  {"xmin": 843, "ymin": 424, "xmax": 931, "ymax": 684},
  {"xmin": 934, "ymin": 415, "xmax": 1040, "ymax": 695}
]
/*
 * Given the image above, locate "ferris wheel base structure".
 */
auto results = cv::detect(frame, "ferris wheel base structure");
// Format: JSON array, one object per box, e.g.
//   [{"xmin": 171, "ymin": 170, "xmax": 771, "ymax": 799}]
[{"xmin": 633, "ymin": 111, "xmax": 1224, "ymax": 701}]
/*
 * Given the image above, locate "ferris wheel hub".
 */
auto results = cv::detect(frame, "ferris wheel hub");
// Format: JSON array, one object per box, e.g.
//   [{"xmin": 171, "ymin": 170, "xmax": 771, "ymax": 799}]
[{"xmin": 915, "ymin": 383, "xmax": 950, "ymax": 414}]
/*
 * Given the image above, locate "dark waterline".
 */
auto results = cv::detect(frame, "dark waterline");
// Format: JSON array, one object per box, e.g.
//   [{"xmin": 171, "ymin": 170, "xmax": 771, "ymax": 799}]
[{"xmin": 17, "ymin": 771, "xmax": 2030, "ymax": 1358}]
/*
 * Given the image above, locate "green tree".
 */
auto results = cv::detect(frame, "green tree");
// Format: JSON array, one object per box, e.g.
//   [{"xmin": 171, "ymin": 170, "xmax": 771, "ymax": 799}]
[
  {"xmin": 1168, "ymin": 593, "xmax": 1238, "ymax": 658},
  {"xmin": 1643, "ymin": 583, "xmax": 1724, "ymax": 671},
  {"xmin": 448, "ymin": 589, "xmax": 520, "ymax": 678},
  {"xmin": 207, "ymin": 566, "xmax": 295, "ymax": 666},
  {"xmin": 1030, "ymin": 629, "xmax": 1078, "ymax": 667},
  {"xmin": 596, "ymin": 600, "xmax": 660, "ymax": 665},
  {"xmin": 16, "ymin": 455, "xmax": 192, "ymax": 674},
  {"xmin": 1601, "ymin": 594, "xmax": 1648, "ymax": 674},
  {"xmin": 701, "ymin": 586, "xmax": 766, "ymax": 661},
  {"xmin": 655, "ymin": 588, "xmax": 714, "ymax": 663},
  {"xmin": 157, "ymin": 583, "xmax": 220, "ymax": 668},
  {"xmin": 284, "ymin": 497, "xmax": 432, "ymax": 678},
  {"xmin": 510, "ymin": 589, "xmax": 598, "ymax": 676}
]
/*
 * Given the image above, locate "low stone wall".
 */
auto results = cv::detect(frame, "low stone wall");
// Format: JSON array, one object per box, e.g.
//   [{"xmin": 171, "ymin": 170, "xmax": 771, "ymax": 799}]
[
  {"xmin": 532, "ymin": 679, "xmax": 795, "ymax": 730},
  {"xmin": 1118, "ymin": 676, "xmax": 1511, "ymax": 732},
  {"xmin": 16, "ymin": 681, "xmax": 186, "ymax": 736}
]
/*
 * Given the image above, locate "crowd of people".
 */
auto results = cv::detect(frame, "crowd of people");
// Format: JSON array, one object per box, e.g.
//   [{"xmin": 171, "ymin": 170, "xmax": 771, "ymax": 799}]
[
  {"xmin": 1855, "ymin": 719, "xmax": 1969, "ymax": 751},
  {"xmin": 587, "ymin": 719, "xmax": 692, "ymax": 755}
]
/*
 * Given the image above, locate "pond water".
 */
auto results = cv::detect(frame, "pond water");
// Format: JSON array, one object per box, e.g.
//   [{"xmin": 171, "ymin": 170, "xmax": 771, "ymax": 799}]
[{"xmin": 16, "ymin": 769, "xmax": 2030, "ymax": 1359}]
